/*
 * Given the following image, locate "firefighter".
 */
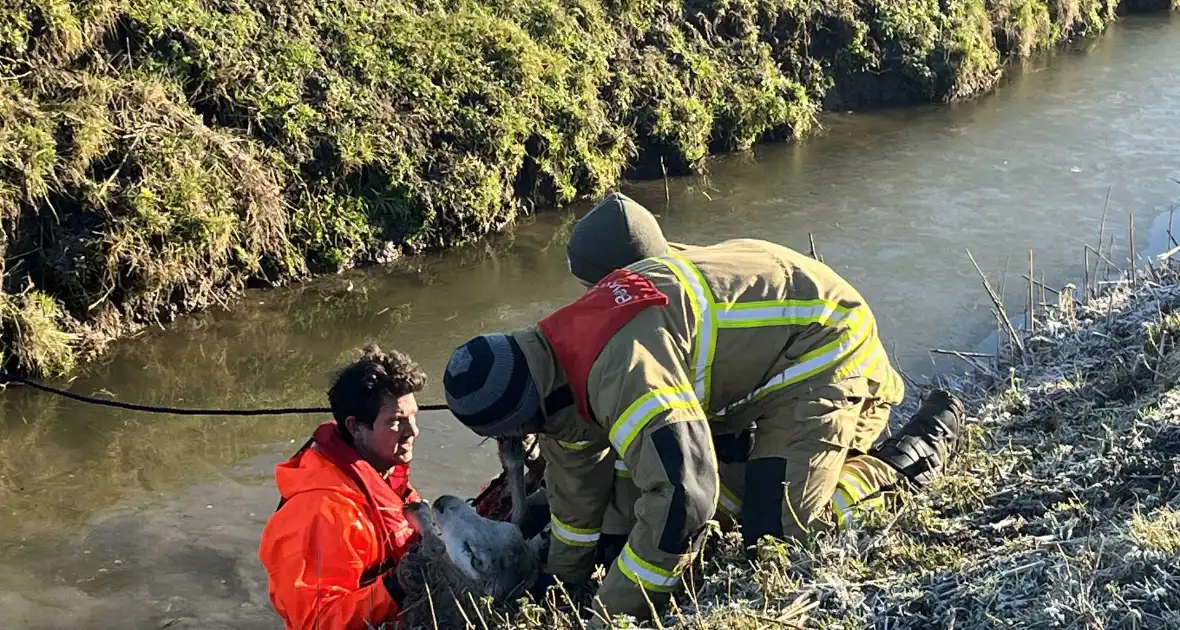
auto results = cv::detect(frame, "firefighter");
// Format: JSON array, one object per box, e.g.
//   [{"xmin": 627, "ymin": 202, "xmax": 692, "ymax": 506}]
[
  {"xmin": 441, "ymin": 238, "xmax": 966, "ymax": 622},
  {"xmin": 563, "ymin": 191, "xmax": 717, "ymax": 565},
  {"xmin": 564, "ymin": 191, "xmax": 753, "ymax": 542}
]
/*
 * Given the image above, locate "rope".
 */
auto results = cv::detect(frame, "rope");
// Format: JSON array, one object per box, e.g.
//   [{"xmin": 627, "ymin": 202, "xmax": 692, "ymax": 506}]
[
  {"xmin": 0, "ymin": 370, "xmax": 450, "ymax": 416},
  {"xmin": 2, "ymin": 370, "xmax": 521, "ymax": 521}
]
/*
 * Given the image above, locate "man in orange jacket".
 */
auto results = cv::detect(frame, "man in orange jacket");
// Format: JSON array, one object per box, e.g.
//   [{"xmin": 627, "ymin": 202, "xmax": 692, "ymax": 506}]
[{"xmin": 258, "ymin": 344, "xmax": 426, "ymax": 630}]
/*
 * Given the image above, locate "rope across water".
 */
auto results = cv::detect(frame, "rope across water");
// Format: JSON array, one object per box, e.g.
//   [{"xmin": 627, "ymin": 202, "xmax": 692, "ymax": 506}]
[{"xmin": 0, "ymin": 370, "xmax": 450, "ymax": 416}]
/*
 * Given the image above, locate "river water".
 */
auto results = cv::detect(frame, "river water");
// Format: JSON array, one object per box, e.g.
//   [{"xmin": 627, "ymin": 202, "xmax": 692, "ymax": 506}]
[{"xmin": 2, "ymin": 14, "xmax": 1180, "ymax": 630}]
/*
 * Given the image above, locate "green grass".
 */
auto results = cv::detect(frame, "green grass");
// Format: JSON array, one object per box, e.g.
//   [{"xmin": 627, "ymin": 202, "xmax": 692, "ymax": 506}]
[{"xmin": 0, "ymin": 0, "xmax": 1172, "ymax": 378}]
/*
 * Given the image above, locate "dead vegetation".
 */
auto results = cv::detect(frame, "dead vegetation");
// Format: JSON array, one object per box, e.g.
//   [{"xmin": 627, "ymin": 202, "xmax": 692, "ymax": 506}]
[{"xmin": 405, "ymin": 234, "xmax": 1180, "ymax": 629}]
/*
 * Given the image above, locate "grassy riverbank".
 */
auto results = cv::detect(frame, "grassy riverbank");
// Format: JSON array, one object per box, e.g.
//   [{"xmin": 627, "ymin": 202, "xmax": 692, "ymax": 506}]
[
  {"xmin": 461, "ymin": 247, "xmax": 1180, "ymax": 627},
  {"xmin": 1, "ymin": 1, "xmax": 1177, "ymax": 378}
]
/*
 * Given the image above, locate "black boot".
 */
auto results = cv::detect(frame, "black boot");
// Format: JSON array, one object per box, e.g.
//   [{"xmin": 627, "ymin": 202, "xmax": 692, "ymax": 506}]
[{"xmin": 871, "ymin": 389, "xmax": 966, "ymax": 489}]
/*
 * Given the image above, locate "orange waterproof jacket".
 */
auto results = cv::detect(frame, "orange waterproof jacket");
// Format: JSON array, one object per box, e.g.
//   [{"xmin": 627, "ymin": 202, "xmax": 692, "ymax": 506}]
[{"xmin": 258, "ymin": 424, "xmax": 422, "ymax": 630}]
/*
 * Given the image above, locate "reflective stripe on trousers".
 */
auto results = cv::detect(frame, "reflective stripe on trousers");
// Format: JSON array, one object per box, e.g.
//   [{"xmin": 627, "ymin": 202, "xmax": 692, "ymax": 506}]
[
  {"xmin": 616, "ymin": 542, "xmax": 681, "ymax": 592},
  {"xmin": 831, "ymin": 468, "xmax": 884, "ymax": 529},
  {"xmin": 718, "ymin": 483, "xmax": 742, "ymax": 517},
  {"xmin": 558, "ymin": 439, "xmax": 594, "ymax": 451},
  {"xmin": 551, "ymin": 514, "xmax": 600, "ymax": 547}
]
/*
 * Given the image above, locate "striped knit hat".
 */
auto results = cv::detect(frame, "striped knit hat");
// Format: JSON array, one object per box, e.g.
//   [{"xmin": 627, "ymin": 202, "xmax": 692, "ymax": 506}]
[{"xmin": 443, "ymin": 333, "xmax": 541, "ymax": 437}]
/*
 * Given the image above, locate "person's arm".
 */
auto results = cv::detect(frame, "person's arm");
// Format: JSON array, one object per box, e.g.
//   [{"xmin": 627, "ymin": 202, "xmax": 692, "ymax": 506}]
[
  {"xmin": 588, "ymin": 322, "xmax": 718, "ymax": 622},
  {"xmin": 538, "ymin": 434, "xmax": 616, "ymax": 584},
  {"xmin": 260, "ymin": 493, "xmax": 405, "ymax": 630}
]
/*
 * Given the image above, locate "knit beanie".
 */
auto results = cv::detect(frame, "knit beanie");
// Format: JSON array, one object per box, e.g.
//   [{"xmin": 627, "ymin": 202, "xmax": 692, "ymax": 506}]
[
  {"xmin": 443, "ymin": 333, "xmax": 541, "ymax": 437},
  {"xmin": 566, "ymin": 192, "xmax": 670, "ymax": 285}
]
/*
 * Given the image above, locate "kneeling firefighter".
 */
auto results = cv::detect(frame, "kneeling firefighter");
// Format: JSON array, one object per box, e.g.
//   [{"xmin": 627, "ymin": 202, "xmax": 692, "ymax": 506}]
[
  {"xmin": 441, "ymin": 238, "xmax": 966, "ymax": 621},
  {"xmin": 561, "ymin": 192, "xmax": 954, "ymax": 540},
  {"xmin": 561, "ymin": 191, "xmax": 710, "ymax": 568}
]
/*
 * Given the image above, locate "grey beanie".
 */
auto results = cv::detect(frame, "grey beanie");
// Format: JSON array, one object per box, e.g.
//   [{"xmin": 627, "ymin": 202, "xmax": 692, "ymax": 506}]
[
  {"xmin": 566, "ymin": 192, "xmax": 670, "ymax": 284},
  {"xmin": 443, "ymin": 333, "xmax": 541, "ymax": 437}
]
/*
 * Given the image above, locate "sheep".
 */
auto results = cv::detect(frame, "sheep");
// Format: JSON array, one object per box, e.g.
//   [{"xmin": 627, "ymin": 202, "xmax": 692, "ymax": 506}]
[{"xmin": 389, "ymin": 436, "xmax": 548, "ymax": 629}]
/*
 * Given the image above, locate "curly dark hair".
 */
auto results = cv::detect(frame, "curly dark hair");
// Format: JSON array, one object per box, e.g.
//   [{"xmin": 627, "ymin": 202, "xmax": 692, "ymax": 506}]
[{"xmin": 328, "ymin": 344, "xmax": 428, "ymax": 442}]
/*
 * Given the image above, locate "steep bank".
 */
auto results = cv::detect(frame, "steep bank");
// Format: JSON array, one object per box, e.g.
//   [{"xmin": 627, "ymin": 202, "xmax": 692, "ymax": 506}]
[
  {"xmin": 0, "ymin": 1, "xmax": 1175, "ymax": 378},
  {"xmin": 461, "ymin": 240, "xmax": 1180, "ymax": 628}
]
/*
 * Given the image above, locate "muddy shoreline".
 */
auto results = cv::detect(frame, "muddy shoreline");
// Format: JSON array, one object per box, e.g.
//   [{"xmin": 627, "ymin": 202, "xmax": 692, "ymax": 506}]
[{"xmin": 1, "ymin": 2, "xmax": 1177, "ymax": 379}]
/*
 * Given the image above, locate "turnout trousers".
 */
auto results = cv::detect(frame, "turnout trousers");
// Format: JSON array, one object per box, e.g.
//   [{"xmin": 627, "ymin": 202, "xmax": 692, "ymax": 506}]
[{"xmin": 716, "ymin": 376, "xmax": 904, "ymax": 546}]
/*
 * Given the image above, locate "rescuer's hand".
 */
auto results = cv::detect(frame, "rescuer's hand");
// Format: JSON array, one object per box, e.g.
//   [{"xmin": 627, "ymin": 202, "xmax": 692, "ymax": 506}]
[{"xmin": 594, "ymin": 533, "xmax": 627, "ymax": 568}]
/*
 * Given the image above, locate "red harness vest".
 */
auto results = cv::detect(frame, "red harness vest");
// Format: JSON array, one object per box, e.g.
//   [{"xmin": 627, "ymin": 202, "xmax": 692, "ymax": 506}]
[{"xmin": 538, "ymin": 268, "xmax": 670, "ymax": 421}]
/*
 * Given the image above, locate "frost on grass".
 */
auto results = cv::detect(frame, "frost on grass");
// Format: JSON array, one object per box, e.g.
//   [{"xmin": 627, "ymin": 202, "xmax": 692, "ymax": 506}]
[{"xmin": 441, "ymin": 260, "xmax": 1180, "ymax": 629}]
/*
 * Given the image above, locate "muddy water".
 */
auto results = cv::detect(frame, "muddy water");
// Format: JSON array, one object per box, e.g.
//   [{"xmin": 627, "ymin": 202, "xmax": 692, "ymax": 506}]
[{"xmin": 3, "ymin": 14, "xmax": 1180, "ymax": 630}]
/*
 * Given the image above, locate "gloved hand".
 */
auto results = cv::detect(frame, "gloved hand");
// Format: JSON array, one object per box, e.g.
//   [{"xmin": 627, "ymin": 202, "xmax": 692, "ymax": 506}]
[
  {"xmin": 595, "ymin": 533, "xmax": 627, "ymax": 568},
  {"xmin": 714, "ymin": 429, "xmax": 755, "ymax": 463},
  {"xmin": 520, "ymin": 501, "xmax": 551, "ymax": 540},
  {"xmin": 526, "ymin": 528, "xmax": 551, "ymax": 569}
]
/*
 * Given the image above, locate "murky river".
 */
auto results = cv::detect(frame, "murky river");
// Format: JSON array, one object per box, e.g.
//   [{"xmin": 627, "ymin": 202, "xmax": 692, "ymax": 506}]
[{"xmin": 2, "ymin": 13, "xmax": 1180, "ymax": 630}]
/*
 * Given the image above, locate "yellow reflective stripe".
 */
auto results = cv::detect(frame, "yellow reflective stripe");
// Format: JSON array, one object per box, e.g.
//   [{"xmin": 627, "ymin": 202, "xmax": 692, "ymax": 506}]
[
  {"xmin": 650, "ymin": 254, "xmax": 716, "ymax": 411},
  {"xmin": 653, "ymin": 253, "xmax": 876, "ymax": 420},
  {"xmin": 718, "ymin": 483, "xmax": 742, "ymax": 516},
  {"xmin": 832, "ymin": 468, "xmax": 884, "ymax": 530},
  {"xmin": 837, "ymin": 469, "xmax": 874, "ymax": 502},
  {"xmin": 835, "ymin": 319, "xmax": 886, "ymax": 381},
  {"xmin": 831, "ymin": 486, "xmax": 856, "ymax": 529},
  {"xmin": 614, "ymin": 458, "xmax": 631, "ymax": 478},
  {"xmin": 716, "ymin": 308, "xmax": 873, "ymax": 416},
  {"xmin": 558, "ymin": 439, "xmax": 593, "ymax": 451},
  {"xmin": 616, "ymin": 543, "xmax": 681, "ymax": 592},
  {"xmin": 716, "ymin": 299, "xmax": 857, "ymax": 329},
  {"xmin": 848, "ymin": 341, "xmax": 885, "ymax": 380},
  {"xmin": 650, "ymin": 253, "xmax": 879, "ymax": 421},
  {"xmin": 550, "ymin": 514, "xmax": 600, "ymax": 547},
  {"xmin": 609, "ymin": 385, "xmax": 701, "ymax": 457},
  {"xmin": 677, "ymin": 256, "xmax": 717, "ymax": 411}
]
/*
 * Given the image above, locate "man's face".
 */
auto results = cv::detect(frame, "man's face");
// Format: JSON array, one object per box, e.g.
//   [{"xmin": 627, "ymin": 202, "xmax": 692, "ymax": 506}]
[{"xmin": 348, "ymin": 393, "xmax": 420, "ymax": 471}]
